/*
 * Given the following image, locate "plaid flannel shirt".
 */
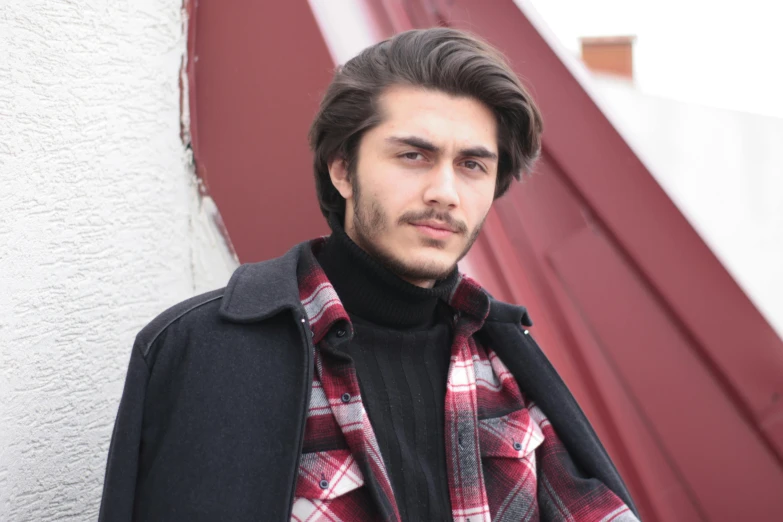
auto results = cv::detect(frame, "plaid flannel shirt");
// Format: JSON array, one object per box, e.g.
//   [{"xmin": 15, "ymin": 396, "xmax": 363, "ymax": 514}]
[{"xmin": 291, "ymin": 239, "xmax": 638, "ymax": 522}]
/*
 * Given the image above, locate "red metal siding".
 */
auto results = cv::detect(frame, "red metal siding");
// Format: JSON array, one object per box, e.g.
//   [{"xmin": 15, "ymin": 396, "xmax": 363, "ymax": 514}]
[
  {"xmin": 188, "ymin": 0, "xmax": 334, "ymax": 261},
  {"xmin": 187, "ymin": 1, "xmax": 783, "ymax": 519}
]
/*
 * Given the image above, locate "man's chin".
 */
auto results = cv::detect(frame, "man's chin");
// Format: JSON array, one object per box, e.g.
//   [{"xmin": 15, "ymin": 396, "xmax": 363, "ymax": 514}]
[
  {"xmin": 391, "ymin": 254, "xmax": 458, "ymax": 283},
  {"xmin": 354, "ymin": 229, "xmax": 459, "ymax": 283}
]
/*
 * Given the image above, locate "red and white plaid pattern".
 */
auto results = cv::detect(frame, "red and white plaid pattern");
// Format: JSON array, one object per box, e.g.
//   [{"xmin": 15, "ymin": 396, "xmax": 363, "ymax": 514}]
[{"xmin": 292, "ymin": 239, "xmax": 638, "ymax": 522}]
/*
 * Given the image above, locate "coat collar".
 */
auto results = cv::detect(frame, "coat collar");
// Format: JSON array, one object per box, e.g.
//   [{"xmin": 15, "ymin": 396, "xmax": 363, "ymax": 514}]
[
  {"xmin": 219, "ymin": 242, "xmax": 306, "ymax": 323},
  {"xmin": 486, "ymin": 297, "xmax": 534, "ymax": 327},
  {"xmin": 218, "ymin": 240, "xmax": 533, "ymax": 328}
]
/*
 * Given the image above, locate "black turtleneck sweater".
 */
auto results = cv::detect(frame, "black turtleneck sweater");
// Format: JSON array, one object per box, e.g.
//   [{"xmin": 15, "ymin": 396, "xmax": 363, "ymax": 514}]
[{"xmin": 316, "ymin": 218, "xmax": 456, "ymax": 522}]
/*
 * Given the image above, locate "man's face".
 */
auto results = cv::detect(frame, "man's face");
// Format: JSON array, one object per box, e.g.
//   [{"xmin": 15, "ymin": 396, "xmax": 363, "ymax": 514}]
[{"xmin": 329, "ymin": 85, "xmax": 499, "ymax": 288}]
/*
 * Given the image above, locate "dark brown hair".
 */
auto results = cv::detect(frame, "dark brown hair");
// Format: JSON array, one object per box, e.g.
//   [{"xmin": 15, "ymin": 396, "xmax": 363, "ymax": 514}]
[{"xmin": 308, "ymin": 27, "xmax": 543, "ymax": 220}]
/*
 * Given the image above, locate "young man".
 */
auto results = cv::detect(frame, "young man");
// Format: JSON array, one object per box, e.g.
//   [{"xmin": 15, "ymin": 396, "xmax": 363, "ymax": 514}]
[{"xmin": 100, "ymin": 28, "xmax": 639, "ymax": 522}]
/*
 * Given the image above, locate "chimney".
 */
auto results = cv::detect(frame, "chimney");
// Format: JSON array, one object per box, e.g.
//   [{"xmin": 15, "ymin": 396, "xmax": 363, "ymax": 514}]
[{"xmin": 580, "ymin": 36, "xmax": 635, "ymax": 80}]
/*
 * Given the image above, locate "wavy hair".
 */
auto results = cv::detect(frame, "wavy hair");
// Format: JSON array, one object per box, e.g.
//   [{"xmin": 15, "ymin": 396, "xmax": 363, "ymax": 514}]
[{"xmin": 309, "ymin": 27, "xmax": 543, "ymax": 220}]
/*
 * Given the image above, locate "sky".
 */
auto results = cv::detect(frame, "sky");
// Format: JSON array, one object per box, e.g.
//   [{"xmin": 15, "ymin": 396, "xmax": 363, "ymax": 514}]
[{"xmin": 518, "ymin": 0, "xmax": 783, "ymax": 118}]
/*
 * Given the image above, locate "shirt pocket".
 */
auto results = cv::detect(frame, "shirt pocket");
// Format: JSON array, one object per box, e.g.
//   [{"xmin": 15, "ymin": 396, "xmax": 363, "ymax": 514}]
[
  {"xmin": 479, "ymin": 407, "xmax": 544, "ymax": 459},
  {"xmin": 291, "ymin": 449, "xmax": 372, "ymax": 522},
  {"xmin": 478, "ymin": 407, "xmax": 545, "ymax": 520}
]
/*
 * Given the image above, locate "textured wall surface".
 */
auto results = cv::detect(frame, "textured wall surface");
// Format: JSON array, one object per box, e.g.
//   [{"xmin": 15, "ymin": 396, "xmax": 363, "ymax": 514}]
[{"xmin": 0, "ymin": 1, "xmax": 238, "ymax": 520}]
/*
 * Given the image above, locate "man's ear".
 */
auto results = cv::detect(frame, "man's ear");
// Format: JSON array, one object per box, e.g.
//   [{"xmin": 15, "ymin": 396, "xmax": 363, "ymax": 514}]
[{"xmin": 328, "ymin": 157, "xmax": 353, "ymax": 200}]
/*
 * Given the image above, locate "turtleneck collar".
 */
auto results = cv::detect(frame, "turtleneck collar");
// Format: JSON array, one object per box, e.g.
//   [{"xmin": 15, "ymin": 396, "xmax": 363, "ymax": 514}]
[{"xmin": 315, "ymin": 214, "xmax": 459, "ymax": 329}]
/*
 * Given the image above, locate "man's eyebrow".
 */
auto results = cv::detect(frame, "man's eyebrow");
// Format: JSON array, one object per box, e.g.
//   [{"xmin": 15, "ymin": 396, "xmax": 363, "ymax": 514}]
[
  {"xmin": 386, "ymin": 135, "xmax": 498, "ymax": 162},
  {"xmin": 386, "ymin": 136, "xmax": 440, "ymax": 153},
  {"xmin": 459, "ymin": 146, "xmax": 498, "ymax": 162}
]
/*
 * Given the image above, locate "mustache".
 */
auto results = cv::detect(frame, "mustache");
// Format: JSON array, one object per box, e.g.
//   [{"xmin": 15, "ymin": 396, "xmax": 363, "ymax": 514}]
[{"xmin": 397, "ymin": 209, "xmax": 468, "ymax": 235}]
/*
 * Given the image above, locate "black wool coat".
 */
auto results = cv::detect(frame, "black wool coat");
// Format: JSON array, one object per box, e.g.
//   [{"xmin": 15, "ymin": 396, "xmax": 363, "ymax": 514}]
[{"xmin": 98, "ymin": 241, "xmax": 638, "ymax": 521}]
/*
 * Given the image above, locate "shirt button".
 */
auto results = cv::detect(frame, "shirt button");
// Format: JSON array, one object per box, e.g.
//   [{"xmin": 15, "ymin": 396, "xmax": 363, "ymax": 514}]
[
  {"xmin": 341, "ymin": 392, "xmax": 351, "ymax": 403},
  {"xmin": 319, "ymin": 479, "xmax": 329, "ymax": 489},
  {"xmin": 336, "ymin": 329, "xmax": 346, "ymax": 338},
  {"xmin": 513, "ymin": 441, "xmax": 523, "ymax": 451},
  {"xmin": 523, "ymin": 329, "xmax": 529, "ymax": 335}
]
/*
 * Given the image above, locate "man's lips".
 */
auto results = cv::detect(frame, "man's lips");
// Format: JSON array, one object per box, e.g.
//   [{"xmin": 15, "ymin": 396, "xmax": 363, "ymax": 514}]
[{"xmin": 410, "ymin": 220, "xmax": 459, "ymax": 239}]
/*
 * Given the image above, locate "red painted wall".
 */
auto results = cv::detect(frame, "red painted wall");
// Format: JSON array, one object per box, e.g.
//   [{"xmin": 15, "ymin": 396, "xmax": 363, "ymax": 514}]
[
  {"xmin": 187, "ymin": 1, "xmax": 783, "ymax": 519},
  {"xmin": 188, "ymin": 0, "xmax": 333, "ymax": 261}
]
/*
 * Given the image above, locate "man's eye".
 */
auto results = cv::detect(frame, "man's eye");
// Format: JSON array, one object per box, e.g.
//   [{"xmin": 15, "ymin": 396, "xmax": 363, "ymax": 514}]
[
  {"xmin": 463, "ymin": 160, "xmax": 484, "ymax": 171},
  {"xmin": 401, "ymin": 152, "xmax": 423, "ymax": 161}
]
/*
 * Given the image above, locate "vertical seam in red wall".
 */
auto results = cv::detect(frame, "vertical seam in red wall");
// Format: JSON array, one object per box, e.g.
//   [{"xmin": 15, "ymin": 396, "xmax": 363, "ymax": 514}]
[{"xmin": 184, "ymin": 0, "xmax": 203, "ymax": 191}]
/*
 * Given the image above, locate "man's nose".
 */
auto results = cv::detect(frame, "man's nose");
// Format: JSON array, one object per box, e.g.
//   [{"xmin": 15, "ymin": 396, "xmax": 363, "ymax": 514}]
[{"xmin": 423, "ymin": 162, "xmax": 460, "ymax": 209}]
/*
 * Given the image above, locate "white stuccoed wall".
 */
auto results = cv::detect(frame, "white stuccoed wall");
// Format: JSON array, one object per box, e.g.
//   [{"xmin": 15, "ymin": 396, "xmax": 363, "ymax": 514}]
[{"xmin": 0, "ymin": 2, "xmax": 238, "ymax": 520}]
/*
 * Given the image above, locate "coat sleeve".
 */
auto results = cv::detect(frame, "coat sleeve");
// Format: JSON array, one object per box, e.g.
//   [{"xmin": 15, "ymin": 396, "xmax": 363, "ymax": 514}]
[{"xmin": 98, "ymin": 338, "xmax": 150, "ymax": 522}]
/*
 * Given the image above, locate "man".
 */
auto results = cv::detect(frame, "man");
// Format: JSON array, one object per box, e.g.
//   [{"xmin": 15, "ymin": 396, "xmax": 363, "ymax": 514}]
[{"xmin": 100, "ymin": 28, "xmax": 639, "ymax": 521}]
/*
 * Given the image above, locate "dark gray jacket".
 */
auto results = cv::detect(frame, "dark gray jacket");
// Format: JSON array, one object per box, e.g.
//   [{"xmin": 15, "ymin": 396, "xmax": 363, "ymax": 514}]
[{"xmin": 98, "ymin": 241, "xmax": 638, "ymax": 521}]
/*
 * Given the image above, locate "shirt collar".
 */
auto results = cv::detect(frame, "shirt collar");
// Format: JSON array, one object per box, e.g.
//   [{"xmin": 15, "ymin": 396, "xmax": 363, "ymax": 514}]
[{"xmin": 218, "ymin": 238, "xmax": 532, "ymax": 330}]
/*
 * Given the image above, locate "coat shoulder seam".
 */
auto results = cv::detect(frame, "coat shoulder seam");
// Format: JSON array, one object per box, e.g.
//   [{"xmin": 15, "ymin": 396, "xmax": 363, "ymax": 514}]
[{"xmin": 140, "ymin": 292, "xmax": 225, "ymax": 359}]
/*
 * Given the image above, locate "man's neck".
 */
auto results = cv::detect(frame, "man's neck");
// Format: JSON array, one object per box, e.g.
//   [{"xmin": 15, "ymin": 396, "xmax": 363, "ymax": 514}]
[
  {"xmin": 342, "ymin": 217, "xmax": 437, "ymax": 289},
  {"xmin": 315, "ymin": 215, "xmax": 458, "ymax": 329}
]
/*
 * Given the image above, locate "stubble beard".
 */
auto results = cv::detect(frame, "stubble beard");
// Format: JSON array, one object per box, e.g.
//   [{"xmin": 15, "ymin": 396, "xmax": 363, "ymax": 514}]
[{"xmin": 349, "ymin": 176, "xmax": 486, "ymax": 284}]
